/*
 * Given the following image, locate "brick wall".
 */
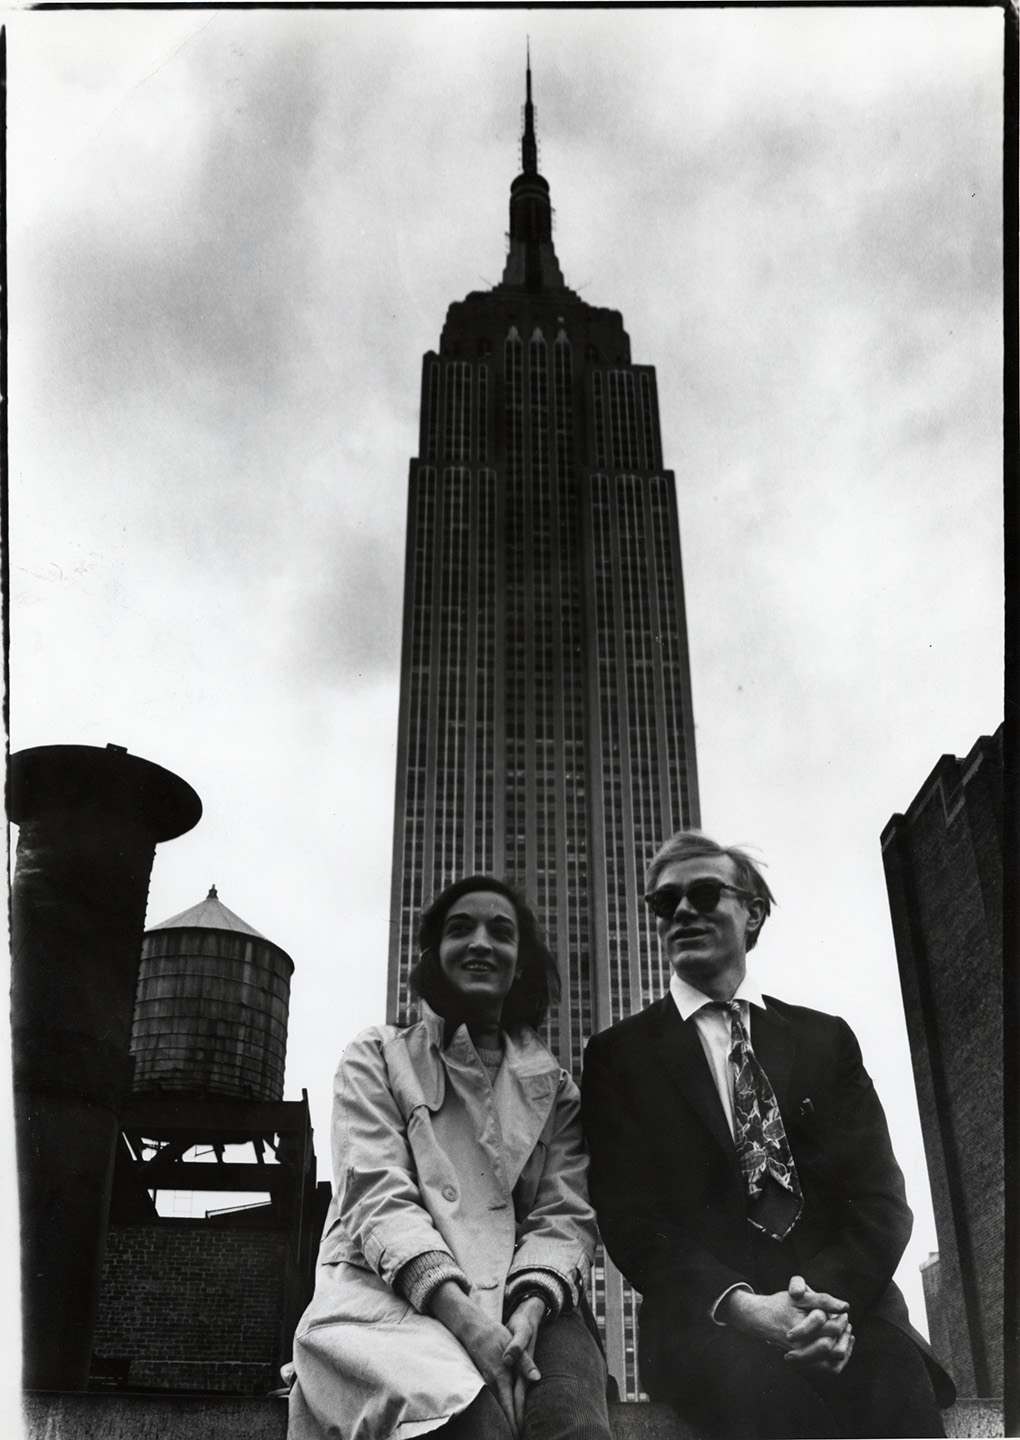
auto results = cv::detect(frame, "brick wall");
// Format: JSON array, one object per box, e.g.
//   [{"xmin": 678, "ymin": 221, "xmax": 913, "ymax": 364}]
[{"xmin": 94, "ymin": 1222, "xmax": 289, "ymax": 1393}]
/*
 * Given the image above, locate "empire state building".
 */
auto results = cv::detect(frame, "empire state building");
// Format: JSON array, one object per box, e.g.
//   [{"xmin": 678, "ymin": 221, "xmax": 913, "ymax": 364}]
[{"xmin": 386, "ymin": 67, "xmax": 700, "ymax": 1396}]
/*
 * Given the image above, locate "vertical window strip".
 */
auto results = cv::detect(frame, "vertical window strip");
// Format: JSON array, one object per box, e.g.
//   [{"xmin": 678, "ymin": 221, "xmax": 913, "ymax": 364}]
[
  {"xmin": 608, "ymin": 371, "xmax": 639, "ymax": 470},
  {"xmin": 426, "ymin": 362, "xmax": 440, "ymax": 462},
  {"xmin": 554, "ymin": 454, "xmax": 587, "ymax": 1069},
  {"xmin": 506, "ymin": 329, "xmax": 524, "ymax": 483},
  {"xmin": 444, "ymin": 362, "xmax": 472, "ymax": 463},
  {"xmin": 626, "ymin": 1285, "xmax": 642, "ymax": 1397},
  {"xmin": 650, "ymin": 479, "xmax": 690, "ymax": 832},
  {"xmin": 533, "ymin": 458, "xmax": 551, "ymax": 881},
  {"xmin": 397, "ymin": 467, "xmax": 437, "ymax": 1020},
  {"xmin": 474, "ymin": 470, "xmax": 497, "ymax": 874},
  {"xmin": 444, "ymin": 366, "xmax": 456, "ymax": 462},
  {"xmin": 530, "ymin": 329, "xmax": 549, "ymax": 489},
  {"xmin": 529, "ymin": 328, "xmax": 554, "ymax": 1008},
  {"xmin": 617, "ymin": 478, "xmax": 659, "ymax": 1010},
  {"xmin": 462, "ymin": 364, "xmax": 473, "ymax": 462},
  {"xmin": 554, "ymin": 332, "xmax": 574, "ymax": 483},
  {"xmin": 592, "ymin": 371, "xmax": 607, "ymax": 470},
  {"xmin": 639, "ymin": 372, "xmax": 659, "ymax": 471},
  {"xmin": 624, "ymin": 371, "xmax": 638, "ymax": 468},
  {"xmin": 608, "ymin": 373, "xmax": 621, "ymax": 469},
  {"xmin": 434, "ymin": 469, "xmax": 470, "ymax": 895},
  {"xmin": 478, "ymin": 365, "xmax": 488, "ymax": 464},
  {"xmin": 504, "ymin": 329, "xmax": 526, "ymax": 888},
  {"xmin": 591, "ymin": 475, "xmax": 626, "ymax": 1026}
]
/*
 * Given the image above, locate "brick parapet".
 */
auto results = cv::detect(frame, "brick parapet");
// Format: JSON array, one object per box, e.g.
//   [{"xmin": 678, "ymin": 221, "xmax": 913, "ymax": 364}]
[{"xmin": 93, "ymin": 1223, "xmax": 288, "ymax": 1395}]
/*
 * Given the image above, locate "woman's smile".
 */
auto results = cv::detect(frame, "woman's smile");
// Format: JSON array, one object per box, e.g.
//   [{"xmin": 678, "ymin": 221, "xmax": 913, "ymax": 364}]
[{"xmin": 438, "ymin": 892, "xmax": 520, "ymax": 1011}]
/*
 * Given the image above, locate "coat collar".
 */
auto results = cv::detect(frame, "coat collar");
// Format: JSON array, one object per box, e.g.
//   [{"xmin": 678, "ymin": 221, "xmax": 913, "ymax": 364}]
[
  {"xmin": 404, "ymin": 1003, "xmax": 561, "ymax": 1187},
  {"xmin": 413, "ymin": 1001, "xmax": 559, "ymax": 1076},
  {"xmin": 395, "ymin": 1006, "xmax": 447, "ymax": 1109},
  {"xmin": 492, "ymin": 1027, "xmax": 560, "ymax": 1187}
]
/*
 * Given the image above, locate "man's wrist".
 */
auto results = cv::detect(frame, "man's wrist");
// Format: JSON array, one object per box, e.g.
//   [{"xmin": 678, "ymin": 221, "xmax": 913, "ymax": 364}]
[
  {"xmin": 716, "ymin": 1288, "xmax": 783, "ymax": 1346},
  {"xmin": 712, "ymin": 1283, "xmax": 754, "ymax": 1327},
  {"xmin": 717, "ymin": 1290, "xmax": 749, "ymax": 1326}
]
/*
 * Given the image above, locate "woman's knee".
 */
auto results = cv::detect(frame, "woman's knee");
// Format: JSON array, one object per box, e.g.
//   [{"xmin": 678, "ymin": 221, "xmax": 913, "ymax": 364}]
[
  {"xmin": 533, "ymin": 1312, "xmax": 607, "ymax": 1383},
  {"xmin": 526, "ymin": 1314, "xmax": 611, "ymax": 1440},
  {"xmin": 438, "ymin": 1389, "xmax": 515, "ymax": 1440}
]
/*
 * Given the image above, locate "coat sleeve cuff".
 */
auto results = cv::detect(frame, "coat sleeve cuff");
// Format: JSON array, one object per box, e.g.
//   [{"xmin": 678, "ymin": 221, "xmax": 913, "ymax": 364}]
[
  {"xmin": 710, "ymin": 1281, "xmax": 754, "ymax": 1325},
  {"xmin": 504, "ymin": 1268, "xmax": 571, "ymax": 1320},
  {"xmin": 395, "ymin": 1251, "xmax": 471, "ymax": 1314}
]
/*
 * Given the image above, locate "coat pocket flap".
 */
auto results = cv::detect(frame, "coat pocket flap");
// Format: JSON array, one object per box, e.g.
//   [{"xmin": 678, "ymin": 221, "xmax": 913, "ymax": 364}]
[{"xmin": 384, "ymin": 1037, "xmax": 446, "ymax": 1114}]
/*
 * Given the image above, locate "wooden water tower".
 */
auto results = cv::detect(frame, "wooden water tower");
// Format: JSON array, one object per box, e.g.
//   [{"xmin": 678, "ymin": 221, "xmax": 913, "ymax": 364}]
[
  {"xmin": 97, "ymin": 889, "xmax": 328, "ymax": 1394},
  {"xmin": 131, "ymin": 885, "xmax": 292, "ymax": 1102}
]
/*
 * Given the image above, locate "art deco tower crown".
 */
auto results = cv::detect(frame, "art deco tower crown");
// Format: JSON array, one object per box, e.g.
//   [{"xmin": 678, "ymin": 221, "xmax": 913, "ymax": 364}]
[{"xmin": 502, "ymin": 58, "xmax": 566, "ymax": 291}]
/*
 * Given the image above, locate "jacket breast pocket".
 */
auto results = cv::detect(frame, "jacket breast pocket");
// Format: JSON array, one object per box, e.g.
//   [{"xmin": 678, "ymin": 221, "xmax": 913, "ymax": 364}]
[{"xmin": 389, "ymin": 1067, "xmax": 443, "ymax": 1123}]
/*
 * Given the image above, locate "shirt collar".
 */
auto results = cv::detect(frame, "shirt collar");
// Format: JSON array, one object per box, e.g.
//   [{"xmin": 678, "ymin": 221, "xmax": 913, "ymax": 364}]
[{"xmin": 668, "ymin": 969, "xmax": 766, "ymax": 1021}]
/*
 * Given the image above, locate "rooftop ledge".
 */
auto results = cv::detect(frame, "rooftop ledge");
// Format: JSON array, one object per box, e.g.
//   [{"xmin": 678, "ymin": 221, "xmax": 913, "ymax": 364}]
[{"xmin": 21, "ymin": 1392, "xmax": 1002, "ymax": 1440}]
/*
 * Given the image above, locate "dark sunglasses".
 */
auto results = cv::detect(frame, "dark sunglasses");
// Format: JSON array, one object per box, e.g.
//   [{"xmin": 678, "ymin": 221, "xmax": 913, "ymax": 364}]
[{"xmin": 644, "ymin": 880, "xmax": 754, "ymax": 920}]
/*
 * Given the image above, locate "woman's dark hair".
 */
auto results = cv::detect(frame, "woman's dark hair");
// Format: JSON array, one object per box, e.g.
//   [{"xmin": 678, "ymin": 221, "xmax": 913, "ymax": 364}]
[{"xmin": 408, "ymin": 875, "xmax": 560, "ymax": 1035}]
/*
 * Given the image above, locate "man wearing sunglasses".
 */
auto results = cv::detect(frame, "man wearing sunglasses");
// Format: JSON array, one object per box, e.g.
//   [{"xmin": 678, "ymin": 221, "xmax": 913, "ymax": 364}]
[{"xmin": 581, "ymin": 830, "xmax": 953, "ymax": 1439}]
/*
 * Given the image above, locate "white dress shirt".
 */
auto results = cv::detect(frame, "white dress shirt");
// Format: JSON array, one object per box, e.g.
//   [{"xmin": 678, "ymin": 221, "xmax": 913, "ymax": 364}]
[{"xmin": 668, "ymin": 970, "xmax": 768, "ymax": 1141}]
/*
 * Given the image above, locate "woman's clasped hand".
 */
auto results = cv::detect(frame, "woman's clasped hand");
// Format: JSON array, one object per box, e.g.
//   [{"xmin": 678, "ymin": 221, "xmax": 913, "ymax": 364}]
[{"xmin": 431, "ymin": 1282, "xmax": 546, "ymax": 1434}]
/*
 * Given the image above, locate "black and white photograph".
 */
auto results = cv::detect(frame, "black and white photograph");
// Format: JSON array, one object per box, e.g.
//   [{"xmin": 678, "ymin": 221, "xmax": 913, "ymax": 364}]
[{"xmin": 6, "ymin": 8, "xmax": 1006, "ymax": 1439}]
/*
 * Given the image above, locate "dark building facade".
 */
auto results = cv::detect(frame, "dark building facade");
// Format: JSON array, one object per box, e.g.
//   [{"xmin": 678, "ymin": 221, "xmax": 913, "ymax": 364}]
[
  {"xmin": 386, "ymin": 69, "xmax": 700, "ymax": 1396},
  {"xmin": 881, "ymin": 727, "xmax": 1004, "ymax": 1403}
]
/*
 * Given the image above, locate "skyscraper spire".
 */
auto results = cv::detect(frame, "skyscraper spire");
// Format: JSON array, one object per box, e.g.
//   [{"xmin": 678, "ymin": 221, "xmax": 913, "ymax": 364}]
[
  {"xmin": 522, "ymin": 44, "xmax": 537, "ymax": 176},
  {"xmin": 502, "ymin": 54, "xmax": 566, "ymax": 291}
]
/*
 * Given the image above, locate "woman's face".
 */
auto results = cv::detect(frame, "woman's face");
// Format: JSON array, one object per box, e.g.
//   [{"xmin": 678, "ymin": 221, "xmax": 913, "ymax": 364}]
[{"xmin": 437, "ymin": 890, "xmax": 520, "ymax": 1019}]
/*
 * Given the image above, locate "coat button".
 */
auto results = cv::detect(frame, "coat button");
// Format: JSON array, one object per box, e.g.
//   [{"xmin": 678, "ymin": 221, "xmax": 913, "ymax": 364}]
[{"xmin": 442, "ymin": 1186, "xmax": 457, "ymax": 1202}]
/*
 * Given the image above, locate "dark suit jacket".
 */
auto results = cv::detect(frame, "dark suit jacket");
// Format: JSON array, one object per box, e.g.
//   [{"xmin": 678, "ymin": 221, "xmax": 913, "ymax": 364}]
[{"xmin": 581, "ymin": 993, "xmax": 954, "ymax": 1405}]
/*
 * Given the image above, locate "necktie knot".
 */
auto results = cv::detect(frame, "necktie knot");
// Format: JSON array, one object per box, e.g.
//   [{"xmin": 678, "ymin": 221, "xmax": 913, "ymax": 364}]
[{"xmin": 709, "ymin": 999, "xmax": 749, "ymax": 1054}]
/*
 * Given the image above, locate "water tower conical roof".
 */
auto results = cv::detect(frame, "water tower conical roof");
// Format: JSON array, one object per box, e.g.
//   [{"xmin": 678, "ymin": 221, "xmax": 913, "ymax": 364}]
[
  {"xmin": 147, "ymin": 885, "xmax": 266, "ymax": 939},
  {"xmin": 133, "ymin": 885, "xmax": 291, "ymax": 1100}
]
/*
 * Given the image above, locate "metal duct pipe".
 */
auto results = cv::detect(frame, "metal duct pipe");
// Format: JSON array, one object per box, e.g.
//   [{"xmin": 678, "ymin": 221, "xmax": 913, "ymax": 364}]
[{"xmin": 9, "ymin": 744, "xmax": 202, "ymax": 1391}]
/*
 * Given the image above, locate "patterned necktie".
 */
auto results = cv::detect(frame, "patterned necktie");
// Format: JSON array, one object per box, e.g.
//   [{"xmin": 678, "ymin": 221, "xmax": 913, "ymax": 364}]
[{"xmin": 722, "ymin": 1000, "xmax": 802, "ymax": 1241}]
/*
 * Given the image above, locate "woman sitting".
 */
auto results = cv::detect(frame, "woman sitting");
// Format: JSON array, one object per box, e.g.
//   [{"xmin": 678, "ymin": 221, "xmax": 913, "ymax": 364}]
[{"xmin": 287, "ymin": 875, "xmax": 611, "ymax": 1440}]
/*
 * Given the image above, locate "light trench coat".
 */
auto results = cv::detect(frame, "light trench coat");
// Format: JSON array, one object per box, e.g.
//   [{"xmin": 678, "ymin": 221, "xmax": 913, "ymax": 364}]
[{"xmin": 286, "ymin": 1004, "xmax": 598, "ymax": 1440}]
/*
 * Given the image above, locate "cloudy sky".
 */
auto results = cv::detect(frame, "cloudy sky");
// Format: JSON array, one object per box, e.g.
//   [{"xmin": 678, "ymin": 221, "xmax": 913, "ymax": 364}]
[{"xmin": 5, "ymin": 3, "xmax": 1003, "ymax": 1378}]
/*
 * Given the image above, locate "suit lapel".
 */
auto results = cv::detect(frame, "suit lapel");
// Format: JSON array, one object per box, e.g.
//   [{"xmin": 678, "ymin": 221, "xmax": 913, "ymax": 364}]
[
  {"xmin": 748, "ymin": 998, "xmax": 796, "ymax": 1114},
  {"xmin": 654, "ymin": 996, "xmax": 739, "ymax": 1171}
]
